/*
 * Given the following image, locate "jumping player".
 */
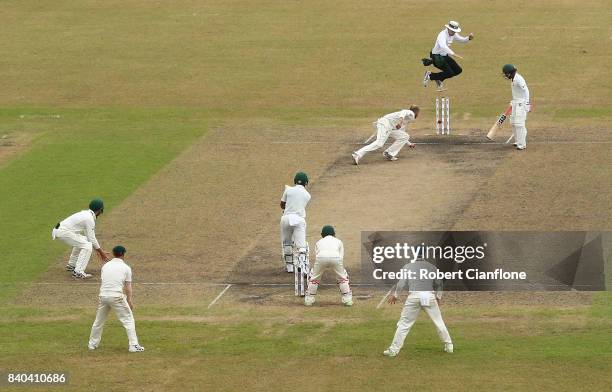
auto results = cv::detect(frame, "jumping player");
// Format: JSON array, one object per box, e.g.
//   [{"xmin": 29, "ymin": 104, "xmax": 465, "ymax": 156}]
[
  {"xmin": 304, "ymin": 225, "xmax": 352, "ymax": 307},
  {"xmin": 280, "ymin": 172, "xmax": 311, "ymax": 273},
  {"xmin": 422, "ymin": 21, "xmax": 474, "ymax": 91},
  {"xmin": 351, "ymin": 106, "xmax": 419, "ymax": 165},
  {"xmin": 503, "ymin": 64, "xmax": 531, "ymax": 150}
]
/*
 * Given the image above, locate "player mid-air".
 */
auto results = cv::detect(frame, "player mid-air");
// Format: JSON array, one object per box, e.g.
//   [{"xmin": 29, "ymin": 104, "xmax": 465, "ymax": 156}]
[
  {"xmin": 352, "ymin": 106, "xmax": 419, "ymax": 165},
  {"xmin": 422, "ymin": 20, "xmax": 474, "ymax": 91}
]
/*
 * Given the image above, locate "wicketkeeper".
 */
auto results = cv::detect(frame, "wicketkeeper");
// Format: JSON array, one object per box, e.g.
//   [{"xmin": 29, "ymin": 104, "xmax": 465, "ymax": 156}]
[
  {"xmin": 51, "ymin": 198, "xmax": 109, "ymax": 279},
  {"xmin": 422, "ymin": 20, "xmax": 474, "ymax": 91},
  {"xmin": 351, "ymin": 106, "xmax": 419, "ymax": 165},
  {"xmin": 383, "ymin": 259, "xmax": 453, "ymax": 357},
  {"xmin": 304, "ymin": 225, "xmax": 352, "ymax": 307}
]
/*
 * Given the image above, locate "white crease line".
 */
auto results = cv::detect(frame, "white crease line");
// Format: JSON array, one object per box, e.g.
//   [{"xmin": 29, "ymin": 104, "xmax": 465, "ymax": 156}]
[
  {"xmin": 376, "ymin": 286, "xmax": 394, "ymax": 309},
  {"xmin": 203, "ymin": 140, "xmax": 612, "ymax": 146},
  {"xmin": 207, "ymin": 284, "xmax": 232, "ymax": 309}
]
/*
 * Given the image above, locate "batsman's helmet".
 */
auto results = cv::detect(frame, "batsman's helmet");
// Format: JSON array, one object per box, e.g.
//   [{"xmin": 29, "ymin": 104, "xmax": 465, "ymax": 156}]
[
  {"xmin": 502, "ymin": 64, "xmax": 517, "ymax": 78},
  {"xmin": 89, "ymin": 198, "xmax": 104, "ymax": 212},
  {"xmin": 294, "ymin": 172, "xmax": 309, "ymax": 185},
  {"xmin": 321, "ymin": 225, "xmax": 335, "ymax": 237},
  {"xmin": 112, "ymin": 245, "xmax": 126, "ymax": 256}
]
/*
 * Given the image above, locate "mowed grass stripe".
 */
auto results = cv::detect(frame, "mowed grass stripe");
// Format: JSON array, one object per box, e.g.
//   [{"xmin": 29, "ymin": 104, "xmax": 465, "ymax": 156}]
[
  {"xmin": 0, "ymin": 107, "xmax": 208, "ymax": 293},
  {"xmin": 0, "ymin": 295, "xmax": 610, "ymax": 391}
]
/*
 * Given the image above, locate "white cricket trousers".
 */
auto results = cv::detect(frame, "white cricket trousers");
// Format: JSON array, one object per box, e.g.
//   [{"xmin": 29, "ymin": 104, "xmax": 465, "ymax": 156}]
[
  {"xmin": 511, "ymin": 100, "xmax": 528, "ymax": 148},
  {"xmin": 89, "ymin": 296, "xmax": 140, "ymax": 347},
  {"xmin": 280, "ymin": 214, "xmax": 307, "ymax": 249},
  {"xmin": 389, "ymin": 292, "xmax": 452, "ymax": 353},
  {"xmin": 52, "ymin": 228, "xmax": 93, "ymax": 273},
  {"xmin": 355, "ymin": 121, "xmax": 410, "ymax": 159},
  {"xmin": 306, "ymin": 257, "xmax": 351, "ymax": 300}
]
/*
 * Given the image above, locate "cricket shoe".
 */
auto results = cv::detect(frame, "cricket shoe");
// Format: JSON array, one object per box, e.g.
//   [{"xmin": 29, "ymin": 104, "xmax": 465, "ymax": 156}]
[
  {"xmin": 65, "ymin": 265, "xmax": 75, "ymax": 271},
  {"xmin": 129, "ymin": 344, "xmax": 145, "ymax": 352},
  {"xmin": 72, "ymin": 271, "xmax": 93, "ymax": 279},
  {"xmin": 383, "ymin": 348, "xmax": 398, "ymax": 357},
  {"xmin": 342, "ymin": 297, "xmax": 353, "ymax": 307},
  {"xmin": 383, "ymin": 152, "xmax": 398, "ymax": 161},
  {"xmin": 351, "ymin": 152, "xmax": 360, "ymax": 165},
  {"xmin": 516, "ymin": 145, "xmax": 526, "ymax": 150},
  {"xmin": 444, "ymin": 343, "xmax": 454, "ymax": 353},
  {"xmin": 304, "ymin": 295, "xmax": 315, "ymax": 306},
  {"xmin": 88, "ymin": 343, "xmax": 97, "ymax": 351},
  {"xmin": 286, "ymin": 263, "xmax": 294, "ymax": 273},
  {"xmin": 436, "ymin": 80, "xmax": 446, "ymax": 92},
  {"xmin": 422, "ymin": 70, "xmax": 431, "ymax": 87}
]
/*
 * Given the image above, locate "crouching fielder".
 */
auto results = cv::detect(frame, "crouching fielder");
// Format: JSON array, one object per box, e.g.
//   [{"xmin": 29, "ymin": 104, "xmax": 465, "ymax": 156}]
[
  {"xmin": 304, "ymin": 225, "xmax": 352, "ymax": 306},
  {"xmin": 383, "ymin": 259, "xmax": 453, "ymax": 357},
  {"xmin": 88, "ymin": 246, "xmax": 145, "ymax": 353},
  {"xmin": 51, "ymin": 198, "xmax": 109, "ymax": 279},
  {"xmin": 352, "ymin": 106, "xmax": 419, "ymax": 165}
]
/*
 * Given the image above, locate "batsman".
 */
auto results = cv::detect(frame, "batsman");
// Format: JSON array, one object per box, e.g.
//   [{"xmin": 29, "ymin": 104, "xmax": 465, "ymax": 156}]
[
  {"xmin": 280, "ymin": 172, "xmax": 311, "ymax": 274},
  {"xmin": 503, "ymin": 64, "xmax": 531, "ymax": 150}
]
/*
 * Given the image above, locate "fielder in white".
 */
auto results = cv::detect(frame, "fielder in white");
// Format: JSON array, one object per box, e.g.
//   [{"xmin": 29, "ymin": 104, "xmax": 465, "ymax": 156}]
[
  {"xmin": 51, "ymin": 198, "xmax": 109, "ymax": 279},
  {"xmin": 280, "ymin": 172, "xmax": 311, "ymax": 273},
  {"xmin": 88, "ymin": 245, "xmax": 145, "ymax": 352},
  {"xmin": 503, "ymin": 64, "xmax": 531, "ymax": 150},
  {"xmin": 383, "ymin": 259, "xmax": 453, "ymax": 357},
  {"xmin": 352, "ymin": 106, "xmax": 419, "ymax": 165},
  {"xmin": 304, "ymin": 225, "xmax": 352, "ymax": 307}
]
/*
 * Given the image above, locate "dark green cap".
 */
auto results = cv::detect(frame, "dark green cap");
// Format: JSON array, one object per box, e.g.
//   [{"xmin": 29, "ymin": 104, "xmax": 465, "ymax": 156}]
[
  {"xmin": 112, "ymin": 245, "xmax": 126, "ymax": 256},
  {"xmin": 89, "ymin": 198, "xmax": 104, "ymax": 212},
  {"xmin": 294, "ymin": 172, "xmax": 309, "ymax": 185},
  {"xmin": 502, "ymin": 64, "xmax": 516, "ymax": 74},
  {"xmin": 321, "ymin": 225, "xmax": 335, "ymax": 237}
]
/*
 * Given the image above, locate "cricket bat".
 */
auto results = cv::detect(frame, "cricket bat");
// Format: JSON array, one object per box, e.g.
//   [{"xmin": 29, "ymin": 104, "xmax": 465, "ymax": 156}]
[{"xmin": 486, "ymin": 105, "xmax": 512, "ymax": 140}]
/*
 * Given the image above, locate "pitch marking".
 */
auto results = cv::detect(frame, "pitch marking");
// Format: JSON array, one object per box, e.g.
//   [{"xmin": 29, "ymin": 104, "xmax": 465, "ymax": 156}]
[
  {"xmin": 376, "ymin": 286, "xmax": 395, "ymax": 309},
  {"xmin": 207, "ymin": 284, "xmax": 232, "ymax": 308}
]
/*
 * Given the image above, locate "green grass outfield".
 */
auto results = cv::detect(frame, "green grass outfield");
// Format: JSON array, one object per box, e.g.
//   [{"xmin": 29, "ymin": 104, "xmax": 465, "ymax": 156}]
[
  {"xmin": 0, "ymin": 107, "xmax": 210, "ymax": 301},
  {"xmin": 0, "ymin": 293, "xmax": 610, "ymax": 391}
]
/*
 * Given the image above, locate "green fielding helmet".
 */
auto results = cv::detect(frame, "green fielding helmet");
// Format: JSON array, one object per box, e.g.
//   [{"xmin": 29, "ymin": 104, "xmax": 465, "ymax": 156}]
[
  {"xmin": 112, "ymin": 245, "xmax": 126, "ymax": 255},
  {"xmin": 88, "ymin": 198, "xmax": 104, "ymax": 212},
  {"xmin": 502, "ymin": 64, "xmax": 516, "ymax": 74},
  {"xmin": 294, "ymin": 172, "xmax": 309, "ymax": 185},
  {"xmin": 321, "ymin": 225, "xmax": 335, "ymax": 237}
]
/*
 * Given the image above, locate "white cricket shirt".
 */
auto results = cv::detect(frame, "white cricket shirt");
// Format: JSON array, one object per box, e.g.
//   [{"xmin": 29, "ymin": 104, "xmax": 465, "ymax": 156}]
[
  {"xmin": 511, "ymin": 73, "xmax": 530, "ymax": 102},
  {"xmin": 99, "ymin": 258, "xmax": 132, "ymax": 297},
  {"xmin": 281, "ymin": 185, "xmax": 311, "ymax": 218},
  {"xmin": 58, "ymin": 210, "xmax": 101, "ymax": 249},
  {"xmin": 315, "ymin": 235, "xmax": 344, "ymax": 260},
  {"xmin": 378, "ymin": 110, "xmax": 415, "ymax": 130},
  {"xmin": 431, "ymin": 29, "xmax": 469, "ymax": 56}
]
